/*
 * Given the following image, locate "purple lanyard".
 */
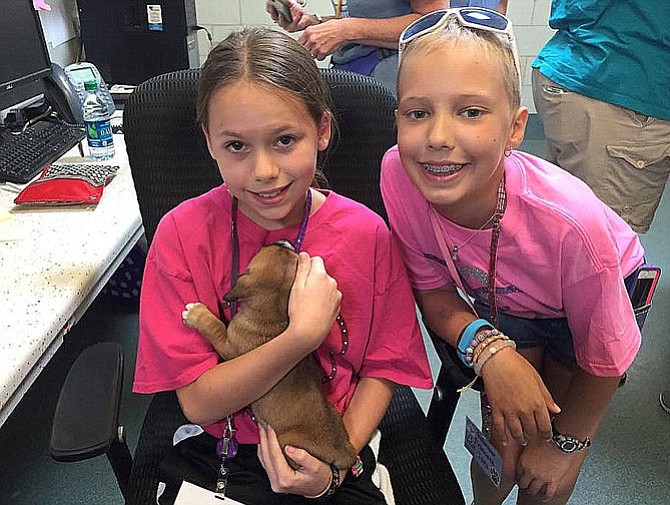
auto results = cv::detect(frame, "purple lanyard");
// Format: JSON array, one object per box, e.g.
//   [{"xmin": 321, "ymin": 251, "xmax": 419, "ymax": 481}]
[{"xmin": 228, "ymin": 189, "xmax": 312, "ymax": 317}]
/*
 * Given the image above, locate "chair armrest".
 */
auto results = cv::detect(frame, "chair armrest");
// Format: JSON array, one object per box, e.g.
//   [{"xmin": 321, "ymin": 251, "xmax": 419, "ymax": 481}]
[
  {"xmin": 50, "ymin": 342, "xmax": 124, "ymax": 461},
  {"xmin": 423, "ymin": 326, "xmax": 482, "ymax": 447}
]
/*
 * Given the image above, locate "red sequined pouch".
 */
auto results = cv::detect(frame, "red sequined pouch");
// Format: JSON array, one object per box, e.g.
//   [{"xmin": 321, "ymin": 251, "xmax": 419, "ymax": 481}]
[{"xmin": 14, "ymin": 163, "xmax": 119, "ymax": 206}]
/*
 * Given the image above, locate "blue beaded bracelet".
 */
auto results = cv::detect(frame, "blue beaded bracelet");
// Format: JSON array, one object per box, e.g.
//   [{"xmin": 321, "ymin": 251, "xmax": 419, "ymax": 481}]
[{"xmin": 456, "ymin": 319, "xmax": 495, "ymax": 367}]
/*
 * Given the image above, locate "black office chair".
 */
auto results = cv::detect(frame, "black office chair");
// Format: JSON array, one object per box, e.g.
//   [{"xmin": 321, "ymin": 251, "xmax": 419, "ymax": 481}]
[{"xmin": 50, "ymin": 68, "xmax": 465, "ymax": 505}]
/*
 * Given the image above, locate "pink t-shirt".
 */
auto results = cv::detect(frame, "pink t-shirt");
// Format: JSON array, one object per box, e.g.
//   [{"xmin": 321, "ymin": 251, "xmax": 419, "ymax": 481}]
[
  {"xmin": 133, "ymin": 185, "xmax": 432, "ymax": 442},
  {"xmin": 381, "ymin": 146, "xmax": 644, "ymax": 377}
]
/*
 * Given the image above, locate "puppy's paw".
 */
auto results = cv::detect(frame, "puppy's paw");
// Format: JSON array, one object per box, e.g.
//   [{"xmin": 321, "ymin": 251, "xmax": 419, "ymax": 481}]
[{"xmin": 182, "ymin": 302, "xmax": 207, "ymax": 328}]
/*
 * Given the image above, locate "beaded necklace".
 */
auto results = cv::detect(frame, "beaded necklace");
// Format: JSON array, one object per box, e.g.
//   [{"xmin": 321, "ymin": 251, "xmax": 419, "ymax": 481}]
[{"xmin": 430, "ymin": 175, "xmax": 507, "ymax": 327}]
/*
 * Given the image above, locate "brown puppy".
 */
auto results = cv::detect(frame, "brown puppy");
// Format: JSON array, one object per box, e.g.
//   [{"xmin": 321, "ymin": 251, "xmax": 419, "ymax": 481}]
[{"xmin": 182, "ymin": 240, "xmax": 357, "ymax": 470}]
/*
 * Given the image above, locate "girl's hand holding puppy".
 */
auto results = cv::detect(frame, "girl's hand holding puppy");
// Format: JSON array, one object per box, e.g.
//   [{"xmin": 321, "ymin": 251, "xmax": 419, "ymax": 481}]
[
  {"xmin": 258, "ymin": 424, "xmax": 336, "ymax": 498},
  {"xmin": 288, "ymin": 252, "xmax": 342, "ymax": 353}
]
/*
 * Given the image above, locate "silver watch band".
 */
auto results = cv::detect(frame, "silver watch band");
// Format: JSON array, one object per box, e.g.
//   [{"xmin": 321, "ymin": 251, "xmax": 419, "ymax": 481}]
[{"xmin": 551, "ymin": 421, "xmax": 592, "ymax": 454}]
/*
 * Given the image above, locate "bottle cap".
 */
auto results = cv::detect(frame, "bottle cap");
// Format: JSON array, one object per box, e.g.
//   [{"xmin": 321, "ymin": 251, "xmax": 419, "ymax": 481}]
[{"xmin": 84, "ymin": 80, "xmax": 98, "ymax": 91}]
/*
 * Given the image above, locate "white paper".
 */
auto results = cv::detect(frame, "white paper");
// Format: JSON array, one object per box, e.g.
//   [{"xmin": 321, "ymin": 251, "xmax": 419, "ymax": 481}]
[
  {"xmin": 175, "ymin": 481, "xmax": 248, "ymax": 505},
  {"xmin": 147, "ymin": 4, "xmax": 164, "ymax": 31},
  {"xmin": 38, "ymin": 0, "xmax": 76, "ymax": 46}
]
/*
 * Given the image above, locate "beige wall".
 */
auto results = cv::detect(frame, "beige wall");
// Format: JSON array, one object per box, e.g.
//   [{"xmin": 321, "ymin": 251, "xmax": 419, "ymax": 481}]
[{"xmin": 43, "ymin": 0, "xmax": 555, "ymax": 112}]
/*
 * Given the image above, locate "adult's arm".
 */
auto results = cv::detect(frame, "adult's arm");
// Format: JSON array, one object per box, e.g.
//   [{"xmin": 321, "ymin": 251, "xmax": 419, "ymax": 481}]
[{"xmin": 268, "ymin": 1, "xmax": 448, "ymax": 59}]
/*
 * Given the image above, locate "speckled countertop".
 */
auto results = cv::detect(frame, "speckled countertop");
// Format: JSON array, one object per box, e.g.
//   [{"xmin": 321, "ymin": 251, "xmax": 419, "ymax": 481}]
[{"xmin": 0, "ymin": 135, "xmax": 142, "ymax": 426}]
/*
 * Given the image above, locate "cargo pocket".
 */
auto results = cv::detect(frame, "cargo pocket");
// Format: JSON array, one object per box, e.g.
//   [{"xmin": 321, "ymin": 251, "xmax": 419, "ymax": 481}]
[
  {"xmin": 605, "ymin": 142, "xmax": 670, "ymax": 231},
  {"xmin": 606, "ymin": 142, "xmax": 670, "ymax": 175}
]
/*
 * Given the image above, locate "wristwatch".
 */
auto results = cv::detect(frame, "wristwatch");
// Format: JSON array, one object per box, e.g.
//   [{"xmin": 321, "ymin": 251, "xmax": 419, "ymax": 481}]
[{"xmin": 551, "ymin": 421, "xmax": 591, "ymax": 454}]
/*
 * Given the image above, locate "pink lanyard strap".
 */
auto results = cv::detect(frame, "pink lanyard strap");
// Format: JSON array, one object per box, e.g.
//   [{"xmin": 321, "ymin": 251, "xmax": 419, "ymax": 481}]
[
  {"xmin": 428, "ymin": 206, "xmax": 477, "ymax": 315},
  {"xmin": 427, "ymin": 176, "xmax": 507, "ymax": 327}
]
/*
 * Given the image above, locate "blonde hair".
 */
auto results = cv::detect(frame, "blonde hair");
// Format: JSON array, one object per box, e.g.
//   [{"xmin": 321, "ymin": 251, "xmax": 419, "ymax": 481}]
[{"xmin": 398, "ymin": 17, "xmax": 521, "ymax": 110}]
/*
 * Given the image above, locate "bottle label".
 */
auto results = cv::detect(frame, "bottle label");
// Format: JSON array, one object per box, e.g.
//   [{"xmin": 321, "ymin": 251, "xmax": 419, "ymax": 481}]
[{"xmin": 85, "ymin": 119, "xmax": 114, "ymax": 148}]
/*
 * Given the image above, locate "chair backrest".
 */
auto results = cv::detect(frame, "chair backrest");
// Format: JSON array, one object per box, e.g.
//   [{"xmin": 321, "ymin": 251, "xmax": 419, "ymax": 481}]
[
  {"xmin": 123, "ymin": 68, "xmax": 464, "ymax": 505},
  {"xmin": 124, "ymin": 68, "xmax": 396, "ymax": 247},
  {"xmin": 318, "ymin": 69, "xmax": 396, "ymax": 222},
  {"xmin": 124, "ymin": 69, "xmax": 218, "ymax": 246}
]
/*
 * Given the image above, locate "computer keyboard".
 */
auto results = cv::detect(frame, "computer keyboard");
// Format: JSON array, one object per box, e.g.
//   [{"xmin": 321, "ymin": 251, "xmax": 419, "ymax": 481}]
[{"xmin": 0, "ymin": 120, "xmax": 86, "ymax": 184}]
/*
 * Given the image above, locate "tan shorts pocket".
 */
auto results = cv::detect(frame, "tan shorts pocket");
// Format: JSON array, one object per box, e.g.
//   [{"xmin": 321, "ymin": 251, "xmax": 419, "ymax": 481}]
[
  {"xmin": 605, "ymin": 141, "xmax": 670, "ymax": 232},
  {"xmin": 607, "ymin": 142, "xmax": 670, "ymax": 174}
]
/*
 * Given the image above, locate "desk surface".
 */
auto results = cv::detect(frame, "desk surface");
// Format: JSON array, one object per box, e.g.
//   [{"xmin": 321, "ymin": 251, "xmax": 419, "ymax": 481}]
[{"xmin": 0, "ymin": 134, "xmax": 143, "ymax": 428}]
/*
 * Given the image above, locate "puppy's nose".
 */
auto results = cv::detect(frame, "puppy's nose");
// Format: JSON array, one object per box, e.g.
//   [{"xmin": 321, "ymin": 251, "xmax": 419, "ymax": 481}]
[{"xmin": 274, "ymin": 239, "xmax": 295, "ymax": 251}]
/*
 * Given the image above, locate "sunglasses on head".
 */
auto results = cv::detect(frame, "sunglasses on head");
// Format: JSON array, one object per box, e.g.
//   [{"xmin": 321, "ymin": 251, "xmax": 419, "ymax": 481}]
[{"xmin": 398, "ymin": 7, "xmax": 521, "ymax": 80}]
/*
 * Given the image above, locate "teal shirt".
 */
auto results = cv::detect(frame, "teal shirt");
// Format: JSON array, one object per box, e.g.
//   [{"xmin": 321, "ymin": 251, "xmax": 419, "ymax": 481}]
[{"xmin": 533, "ymin": 0, "xmax": 670, "ymax": 120}]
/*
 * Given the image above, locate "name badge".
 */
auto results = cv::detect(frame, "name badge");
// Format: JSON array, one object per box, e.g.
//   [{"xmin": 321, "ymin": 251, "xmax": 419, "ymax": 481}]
[
  {"xmin": 464, "ymin": 416, "xmax": 503, "ymax": 488},
  {"xmin": 175, "ymin": 481, "xmax": 247, "ymax": 505}
]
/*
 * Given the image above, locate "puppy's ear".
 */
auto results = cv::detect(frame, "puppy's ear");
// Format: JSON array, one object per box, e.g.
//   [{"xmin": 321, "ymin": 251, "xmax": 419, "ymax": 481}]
[{"xmin": 224, "ymin": 273, "xmax": 250, "ymax": 302}]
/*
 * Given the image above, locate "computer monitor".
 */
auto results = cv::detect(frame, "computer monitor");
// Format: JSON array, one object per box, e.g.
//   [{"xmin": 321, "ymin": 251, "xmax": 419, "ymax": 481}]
[{"xmin": 0, "ymin": 0, "xmax": 52, "ymax": 112}]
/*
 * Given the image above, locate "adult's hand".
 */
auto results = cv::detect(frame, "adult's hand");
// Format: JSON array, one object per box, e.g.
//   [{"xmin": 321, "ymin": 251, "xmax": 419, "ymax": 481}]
[
  {"xmin": 265, "ymin": 0, "xmax": 317, "ymax": 32},
  {"xmin": 299, "ymin": 19, "xmax": 350, "ymax": 60}
]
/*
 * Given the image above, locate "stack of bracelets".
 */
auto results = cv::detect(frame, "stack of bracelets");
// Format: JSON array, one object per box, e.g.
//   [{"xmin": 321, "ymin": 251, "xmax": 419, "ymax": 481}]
[{"xmin": 456, "ymin": 319, "xmax": 516, "ymax": 376}]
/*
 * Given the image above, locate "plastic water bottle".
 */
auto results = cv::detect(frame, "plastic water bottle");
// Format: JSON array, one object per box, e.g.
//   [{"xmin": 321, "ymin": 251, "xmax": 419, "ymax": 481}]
[{"xmin": 83, "ymin": 80, "xmax": 115, "ymax": 160}]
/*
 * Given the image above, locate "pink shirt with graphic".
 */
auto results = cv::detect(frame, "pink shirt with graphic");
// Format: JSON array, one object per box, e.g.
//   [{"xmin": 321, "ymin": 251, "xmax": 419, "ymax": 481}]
[
  {"xmin": 381, "ymin": 146, "xmax": 643, "ymax": 377},
  {"xmin": 133, "ymin": 185, "xmax": 432, "ymax": 442}
]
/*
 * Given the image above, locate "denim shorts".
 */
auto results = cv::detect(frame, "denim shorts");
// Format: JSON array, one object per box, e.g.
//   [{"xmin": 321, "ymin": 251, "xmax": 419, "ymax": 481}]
[
  {"xmin": 472, "ymin": 270, "xmax": 641, "ymax": 369},
  {"xmin": 473, "ymin": 300, "xmax": 576, "ymax": 369}
]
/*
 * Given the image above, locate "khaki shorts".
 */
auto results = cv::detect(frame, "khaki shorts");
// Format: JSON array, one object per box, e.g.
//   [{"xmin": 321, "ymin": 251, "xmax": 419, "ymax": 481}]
[{"xmin": 532, "ymin": 68, "xmax": 670, "ymax": 233}]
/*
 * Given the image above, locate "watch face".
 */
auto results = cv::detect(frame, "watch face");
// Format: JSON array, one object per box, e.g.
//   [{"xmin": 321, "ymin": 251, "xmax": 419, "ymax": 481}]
[
  {"xmin": 558, "ymin": 439, "xmax": 578, "ymax": 453},
  {"xmin": 553, "ymin": 432, "xmax": 589, "ymax": 453}
]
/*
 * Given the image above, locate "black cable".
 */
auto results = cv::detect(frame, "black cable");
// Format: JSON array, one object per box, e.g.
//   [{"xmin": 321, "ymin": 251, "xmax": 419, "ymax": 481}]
[{"xmin": 194, "ymin": 25, "xmax": 213, "ymax": 48}]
